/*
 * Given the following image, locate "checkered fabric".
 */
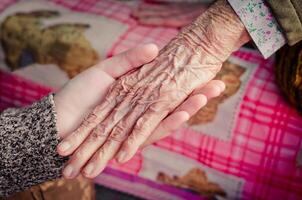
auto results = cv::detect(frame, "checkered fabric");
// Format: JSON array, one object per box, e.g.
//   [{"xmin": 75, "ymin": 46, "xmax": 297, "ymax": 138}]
[{"xmin": 1, "ymin": 0, "xmax": 301, "ymax": 199}]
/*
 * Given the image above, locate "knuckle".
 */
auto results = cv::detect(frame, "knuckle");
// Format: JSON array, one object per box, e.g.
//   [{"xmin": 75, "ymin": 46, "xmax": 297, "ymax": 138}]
[
  {"xmin": 87, "ymin": 133, "xmax": 100, "ymax": 143},
  {"xmin": 81, "ymin": 119, "xmax": 90, "ymax": 128},
  {"xmin": 81, "ymin": 121, "xmax": 89, "ymax": 128},
  {"xmin": 86, "ymin": 123, "xmax": 110, "ymax": 143},
  {"xmin": 82, "ymin": 113, "xmax": 98, "ymax": 128},
  {"xmin": 86, "ymin": 113, "xmax": 98, "ymax": 123},
  {"xmin": 109, "ymin": 125, "xmax": 127, "ymax": 142},
  {"xmin": 94, "ymin": 103, "xmax": 107, "ymax": 113},
  {"xmin": 90, "ymin": 124, "xmax": 108, "ymax": 140}
]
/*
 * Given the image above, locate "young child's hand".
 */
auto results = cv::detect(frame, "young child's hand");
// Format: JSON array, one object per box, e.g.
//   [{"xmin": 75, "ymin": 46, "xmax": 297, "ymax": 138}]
[{"xmin": 55, "ymin": 44, "xmax": 225, "ymax": 179}]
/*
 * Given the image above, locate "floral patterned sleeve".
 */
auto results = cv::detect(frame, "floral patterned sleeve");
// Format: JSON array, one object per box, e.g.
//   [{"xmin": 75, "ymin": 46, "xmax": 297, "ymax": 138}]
[{"xmin": 227, "ymin": 0, "xmax": 286, "ymax": 58}]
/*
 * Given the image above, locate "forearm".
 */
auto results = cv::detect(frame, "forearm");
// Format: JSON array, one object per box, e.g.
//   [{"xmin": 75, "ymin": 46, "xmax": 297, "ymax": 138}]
[{"xmin": 0, "ymin": 94, "xmax": 67, "ymax": 197}]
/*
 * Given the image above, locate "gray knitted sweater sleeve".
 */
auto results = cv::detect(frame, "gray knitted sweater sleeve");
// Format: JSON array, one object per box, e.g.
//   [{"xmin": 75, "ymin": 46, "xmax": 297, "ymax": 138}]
[{"xmin": 0, "ymin": 94, "xmax": 68, "ymax": 197}]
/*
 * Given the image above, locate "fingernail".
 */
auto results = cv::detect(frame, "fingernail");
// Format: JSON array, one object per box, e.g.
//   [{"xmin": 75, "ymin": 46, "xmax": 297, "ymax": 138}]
[
  {"xmin": 84, "ymin": 163, "xmax": 94, "ymax": 175},
  {"xmin": 58, "ymin": 141, "xmax": 71, "ymax": 152},
  {"xmin": 117, "ymin": 151, "xmax": 127, "ymax": 163},
  {"xmin": 63, "ymin": 165, "xmax": 73, "ymax": 178}
]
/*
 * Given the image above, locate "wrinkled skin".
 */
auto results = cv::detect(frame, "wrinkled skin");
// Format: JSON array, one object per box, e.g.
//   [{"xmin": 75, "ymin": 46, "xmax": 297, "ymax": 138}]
[
  {"xmin": 55, "ymin": 44, "xmax": 224, "ymax": 178},
  {"xmin": 57, "ymin": 0, "xmax": 250, "ymax": 179}
]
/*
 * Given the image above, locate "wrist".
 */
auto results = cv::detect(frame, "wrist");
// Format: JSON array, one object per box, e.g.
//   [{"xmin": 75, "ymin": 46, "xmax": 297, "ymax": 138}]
[
  {"xmin": 53, "ymin": 94, "xmax": 64, "ymax": 139},
  {"xmin": 53, "ymin": 92, "xmax": 73, "ymax": 140},
  {"xmin": 178, "ymin": 0, "xmax": 250, "ymax": 62}
]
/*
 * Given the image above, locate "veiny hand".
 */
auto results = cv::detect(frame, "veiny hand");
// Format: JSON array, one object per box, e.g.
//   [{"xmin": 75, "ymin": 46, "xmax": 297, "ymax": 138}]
[
  {"xmin": 57, "ymin": 0, "xmax": 250, "ymax": 179},
  {"xmin": 55, "ymin": 44, "xmax": 225, "ymax": 179}
]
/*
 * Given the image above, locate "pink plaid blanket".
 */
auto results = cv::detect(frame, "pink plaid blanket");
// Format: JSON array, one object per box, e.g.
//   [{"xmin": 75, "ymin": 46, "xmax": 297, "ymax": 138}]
[{"xmin": 1, "ymin": 0, "xmax": 301, "ymax": 199}]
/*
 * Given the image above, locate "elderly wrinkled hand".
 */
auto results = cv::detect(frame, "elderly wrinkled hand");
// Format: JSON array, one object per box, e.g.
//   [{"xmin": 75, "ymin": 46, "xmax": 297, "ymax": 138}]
[
  {"xmin": 57, "ymin": 0, "xmax": 250, "ymax": 179},
  {"xmin": 55, "ymin": 43, "xmax": 224, "ymax": 179}
]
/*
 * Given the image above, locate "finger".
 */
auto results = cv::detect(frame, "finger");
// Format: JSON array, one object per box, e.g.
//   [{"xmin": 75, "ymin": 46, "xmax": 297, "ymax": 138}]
[
  {"xmin": 57, "ymin": 88, "xmax": 119, "ymax": 156},
  {"xmin": 143, "ymin": 94, "xmax": 207, "ymax": 147},
  {"xmin": 97, "ymin": 43, "xmax": 158, "ymax": 78},
  {"xmin": 123, "ymin": 80, "xmax": 225, "ymax": 151},
  {"xmin": 82, "ymin": 140, "xmax": 120, "ymax": 178},
  {"xmin": 85, "ymin": 100, "xmax": 149, "ymax": 178},
  {"xmin": 106, "ymin": 103, "xmax": 146, "ymax": 144},
  {"xmin": 61, "ymin": 94, "xmax": 136, "ymax": 176},
  {"xmin": 62, "ymin": 123, "xmax": 114, "ymax": 179},
  {"xmin": 143, "ymin": 80, "xmax": 225, "ymax": 146},
  {"xmin": 192, "ymin": 80, "xmax": 225, "ymax": 98},
  {"xmin": 80, "ymin": 97, "xmax": 148, "ymax": 176},
  {"xmin": 141, "ymin": 110, "xmax": 190, "ymax": 147},
  {"xmin": 174, "ymin": 80, "xmax": 225, "ymax": 115},
  {"xmin": 65, "ymin": 137, "xmax": 119, "ymax": 179},
  {"xmin": 116, "ymin": 110, "xmax": 167, "ymax": 163},
  {"xmin": 106, "ymin": 103, "xmax": 147, "ymax": 163}
]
